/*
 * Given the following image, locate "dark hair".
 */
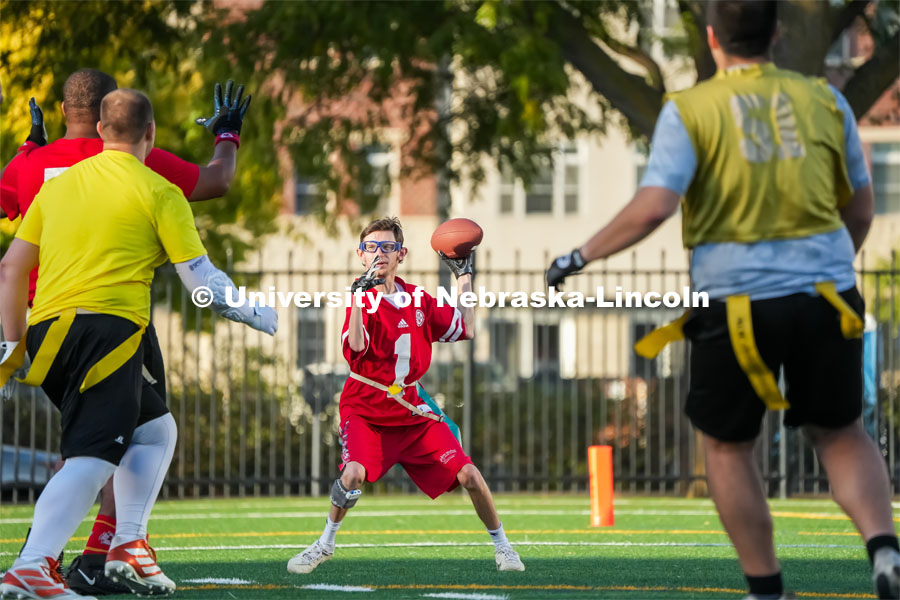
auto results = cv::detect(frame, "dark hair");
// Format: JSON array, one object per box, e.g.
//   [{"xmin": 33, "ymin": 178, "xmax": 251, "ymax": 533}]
[
  {"xmin": 63, "ymin": 69, "xmax": 117, "ymax": 122},
  {"xmin": 708, "ymin": 0, "xmax": 777, "ymax": 58},
  {"xmin": 359, "ymin": 216, "xmax": 404, "ymax": 245},
  {"xmin": 99, "ymin": 89, "xmax": 154, "ymax": 144}
]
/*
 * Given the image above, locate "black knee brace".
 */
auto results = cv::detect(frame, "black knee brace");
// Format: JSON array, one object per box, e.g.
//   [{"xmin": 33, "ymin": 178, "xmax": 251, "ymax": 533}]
[{"xmin": 330, "ymin": 478, "xmax": 362, "ymax": 509}]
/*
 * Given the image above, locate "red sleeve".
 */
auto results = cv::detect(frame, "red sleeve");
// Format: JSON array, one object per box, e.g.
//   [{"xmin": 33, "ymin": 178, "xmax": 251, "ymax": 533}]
[
  {"xmin": 341, "ymin": 303, "xmax": 373, "ymax": 367},
  {"xmin": 17, "ymin": 141, "xmax": 39, "ymax": 153},
  {"xmin": 425, "ymin": 291, "xmax": 466, "ymax": 343},
  {"xmin": 145, "ymin": 148, "xmax": 200, "ymax": 198},
  {"xmin": 0, "ymin": 152, "xmax": 24, "ymax": 220}
]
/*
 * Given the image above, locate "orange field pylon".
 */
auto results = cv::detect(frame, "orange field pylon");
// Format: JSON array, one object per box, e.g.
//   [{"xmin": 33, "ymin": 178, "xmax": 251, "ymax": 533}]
[{"xmin": 588, "ymin": 445, "xmax": 614, "ymax": 527}]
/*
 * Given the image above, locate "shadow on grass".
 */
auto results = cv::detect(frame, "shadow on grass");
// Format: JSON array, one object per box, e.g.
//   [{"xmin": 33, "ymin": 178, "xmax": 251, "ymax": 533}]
[{"xmin": 96, "ymin": 557, "xmax": 877, "ymax": 599}]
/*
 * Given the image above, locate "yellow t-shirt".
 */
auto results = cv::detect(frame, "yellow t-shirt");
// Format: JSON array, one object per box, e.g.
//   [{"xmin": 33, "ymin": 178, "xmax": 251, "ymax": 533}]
[
  {"xmin": 16, "ymin": 150, "xmax": 206, "ymax": 327},
  {"xmin": 669, "ymin": 63, "xmax": 851, "ymax": 248}
]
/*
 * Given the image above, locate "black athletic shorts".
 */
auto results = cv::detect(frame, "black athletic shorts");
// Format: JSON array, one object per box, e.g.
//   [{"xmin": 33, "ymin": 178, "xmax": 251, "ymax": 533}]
[
  {"xmin": 26, "ymin": 313, "xmax": 144, "ymax": 465},
  {"xmin": 138, "ymin": 322, "xmax": 168, "ymax": 427},
  {"xmin": 683, "ymin": 287, "xmax": 864, "ymax": 442}
]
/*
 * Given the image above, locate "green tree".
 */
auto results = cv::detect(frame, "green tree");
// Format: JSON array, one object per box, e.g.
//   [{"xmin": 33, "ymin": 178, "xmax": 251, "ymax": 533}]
[
  {"xmin": 0, "ymin": 0, "xmax": 280, "ymax": 264},
  {"xmin": 215, "ymin": 0, "xmax": 900, "ymax": 222}
]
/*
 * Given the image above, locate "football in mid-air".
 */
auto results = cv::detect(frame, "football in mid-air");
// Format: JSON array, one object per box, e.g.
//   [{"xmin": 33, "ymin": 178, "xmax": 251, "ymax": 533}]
[{"xmin": 430, "ymin": 218, "xmax": 483, "ymax": 259}]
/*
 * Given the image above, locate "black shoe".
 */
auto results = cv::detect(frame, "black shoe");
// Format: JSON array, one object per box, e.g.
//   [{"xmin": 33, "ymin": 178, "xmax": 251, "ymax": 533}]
[{"xmin": 65, "ymin": 553, "xmax": 130, "ymax": 596}]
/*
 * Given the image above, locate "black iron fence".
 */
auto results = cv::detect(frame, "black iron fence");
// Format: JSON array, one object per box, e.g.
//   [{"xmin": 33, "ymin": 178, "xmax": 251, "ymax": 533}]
[{"xmin": 2, "ymin": 261, "xmax": 898, "ymax": 502}]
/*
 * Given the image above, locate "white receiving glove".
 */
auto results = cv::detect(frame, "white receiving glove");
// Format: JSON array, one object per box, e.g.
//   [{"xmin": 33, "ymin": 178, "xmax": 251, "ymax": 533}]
[
  {"xmin": 0, "ymin": 340, "xmax": 18, "ymax": 364},
  {"xmin": 248, "ymin": 306, "xmax": 278, "ymax": 336},
  {"xmin": 0, "ymin": 340, "xmax": 30, "ymax": 402}
]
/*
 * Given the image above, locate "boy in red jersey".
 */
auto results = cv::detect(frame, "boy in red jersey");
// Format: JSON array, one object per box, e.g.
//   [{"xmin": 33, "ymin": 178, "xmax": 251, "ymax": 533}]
[{"xmin": 287, "ymin": 217, "xmax": 524, "ymax": 575}]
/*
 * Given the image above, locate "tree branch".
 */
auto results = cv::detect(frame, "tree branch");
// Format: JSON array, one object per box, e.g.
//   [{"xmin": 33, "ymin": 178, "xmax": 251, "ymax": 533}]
[
  {"xmin": 546, "ymin": 2, "xmax": 664, "ymax": 137},
  {"xmin": 678, "ymin": 0, "xmax": 715, "ymax": 82},
  {"xmin": 830, "ymin": 0, "xmax": 870, "ymax": 45},
  {"xmin": 841, "ymin": 30, "xmax": 900, "ymax": 119},
  {"xmin": 572, "ymin": 6, "xmax": 666, "ymax": 93},
  {"xmin": 598, "ymin": 32, "xmax": 666, "ymax": 93}
]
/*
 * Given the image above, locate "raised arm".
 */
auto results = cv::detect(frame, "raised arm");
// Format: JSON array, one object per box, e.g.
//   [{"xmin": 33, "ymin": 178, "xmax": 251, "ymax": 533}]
[{"xmin": 190, "ymin": 80, "xmax": 251, "ymax": 202}]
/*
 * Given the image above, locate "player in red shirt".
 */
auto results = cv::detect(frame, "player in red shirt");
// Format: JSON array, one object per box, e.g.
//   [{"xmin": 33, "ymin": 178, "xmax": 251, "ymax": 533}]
[
  {"xmin": 0, "ymin": 68, "xmax": 251, "ymax": 596},
  {"xmin": 287, "ymin": 217, "xmax": 525, "ymax": 575}
]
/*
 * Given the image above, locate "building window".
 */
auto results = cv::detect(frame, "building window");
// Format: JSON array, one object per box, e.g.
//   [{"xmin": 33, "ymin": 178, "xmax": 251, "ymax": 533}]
[
  {"xmin": 294, "ymin": 176, "xmax": 324, "ymax": 216},
  {"xmin": 631, "ymin": 321, "xmax": 658, "ymax": 378},
  {"xmin": 533, "ymin": 323, "xmax": 560, "ymax": 377},
  {"xmin": 634, "ymin": 140, "xmax": 649, "ymax": 191},
  {"xmin": 489, "ymin": 320, "xmax": 519, "ymax": 376},
  {"xmin": 297, "ymin": 307, "xmax": 326, "ymax": 368},
  {"xmin": 365, "ymin": 147, "xmax": 391, "ymax": 197},
  {"xmin": 499, "ymin": 143, "xmax": 582, "ymax": 216},
  {"xmin": 872, "ymin": 143, "xmax": 900, "ymax": 215},
  {"xmin": 525, "ymin": 163, "xmax": 554, "ymax": 214},
  {"xmin": 826, "ymin": 29, "xmax": 858, "ymax": 68},
  {"xmin": 499, "ymin": 169, "xmax": 515, "ymax": 214}
]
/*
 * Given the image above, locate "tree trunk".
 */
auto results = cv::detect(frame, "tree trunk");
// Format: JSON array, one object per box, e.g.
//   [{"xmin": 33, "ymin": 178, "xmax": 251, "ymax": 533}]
[
  {"xmin": 773, "ymin": 0, "xmax": 834, "ymax": 76},
  {"xmin": 842, "ymin": 30, "xmax": 900, "ymax": 119},
  {"xmin": 547, "ymin": 2, "xmax": 664, "ymax": 137}
]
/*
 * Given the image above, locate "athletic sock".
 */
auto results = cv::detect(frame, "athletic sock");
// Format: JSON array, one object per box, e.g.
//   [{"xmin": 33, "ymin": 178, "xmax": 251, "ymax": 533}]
[
  {"xmin": 110, "ymin": 414, "xmax": 177, "ymax": 548},
  {"xmin": 745, "ymin": 572, "xmax": 783, "ymax": 598},
  {"xmin": 487, "ymin": 523, "xmax": 509, "ymax": 547},
  {"xmin": 17, "ymin": 457, "xmax": 116, "ymax": 566},
  {"xmin": 867, "ymin": 535, "xmax": 900, "ymax": 564},
  {"xmin": 84, "ymin": 514, "xmax": 116, "ymax": 555},
  {"xmin": 319, "ymin": 518, "xmax": 341, "ymax": 547}
]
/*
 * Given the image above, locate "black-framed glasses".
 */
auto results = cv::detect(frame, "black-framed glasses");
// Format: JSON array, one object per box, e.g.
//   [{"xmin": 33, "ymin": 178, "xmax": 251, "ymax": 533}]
[{"xmin": 359, "ymin": 240, "xmax": 402, "ymax": 253}]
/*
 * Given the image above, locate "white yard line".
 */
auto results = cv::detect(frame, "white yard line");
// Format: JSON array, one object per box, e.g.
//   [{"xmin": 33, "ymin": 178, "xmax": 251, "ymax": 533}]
[{"xmin": 0, "ymin": 539, "xmax": 862, "ymax": 557}]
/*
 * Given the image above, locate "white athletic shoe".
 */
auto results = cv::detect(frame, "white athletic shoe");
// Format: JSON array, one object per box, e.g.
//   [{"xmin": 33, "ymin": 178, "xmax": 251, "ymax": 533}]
[
  {"xmin": 0, "ymin": 556, "xmax": 93, "ymax": 600},
  {"xmin": 494, "ymin": 544, "xmax": 525, "ymax": 572},
  {"xmin": 873, "ymin": 547, "xmax": 900, "ymax": 599},
  {"xmin": 287, "ymin": 540, "xmax": 334, "ymax": 574}
]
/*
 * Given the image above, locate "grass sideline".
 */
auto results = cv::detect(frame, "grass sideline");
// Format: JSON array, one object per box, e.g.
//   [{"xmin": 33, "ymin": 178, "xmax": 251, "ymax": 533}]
[{"xmin": 0, "ymin": 494, "xmax": 881, "ymax": 599}]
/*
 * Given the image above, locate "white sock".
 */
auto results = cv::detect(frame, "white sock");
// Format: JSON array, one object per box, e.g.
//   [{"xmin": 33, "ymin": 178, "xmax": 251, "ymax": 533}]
[
  {"xmin": 319, "ymin": 518, "xmax": 341, "ymax": 547},
  {"xmin": 111, "ymin": 413, "xmax": 177, "ymax": 548},
  {"xmin": 487, "ymin": 523, "xmax": 509, "ymax": 547},
  {"xmin": 17, "ymin": 457, "xmax": 116, "ymax": 565}
]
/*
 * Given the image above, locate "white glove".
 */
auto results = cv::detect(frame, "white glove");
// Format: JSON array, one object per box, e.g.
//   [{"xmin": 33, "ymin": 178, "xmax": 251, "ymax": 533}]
[
  {"xmin": 0, "ymin": 340, "xmax": 30, "ymax": 402},
  {"xmin": 248, "ymin": 306, "xmax": 278, "ymax": 336},
  {"xmin": 0, "ymin": 340, "xmax": 18, "ymax": 364}
]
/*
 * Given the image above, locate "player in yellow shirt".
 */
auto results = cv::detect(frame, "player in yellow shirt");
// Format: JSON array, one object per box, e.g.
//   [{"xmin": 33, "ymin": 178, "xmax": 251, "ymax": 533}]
[
  {"xmin": 0, "ymin": 89, "xmax": 277, "ymax": 600},
  {"xmin": 547, "ymin": 2, "xmax": 896, "ymax": 599}
]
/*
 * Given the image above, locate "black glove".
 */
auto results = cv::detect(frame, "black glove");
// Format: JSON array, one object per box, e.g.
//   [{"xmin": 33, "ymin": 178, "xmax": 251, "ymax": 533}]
[
  {"xmin": 350, "ymin": 257, "xmax": 385, "ymax": 293},
  {"xmin": 546, "ymin": 248, "xmax": 585, "ymax": 289},
  {"xmin": 195, "ymin": 80, "xmax": 251, "ymax": 136},
  {"xmin": 439, "ymin": 251, "xmax": 474, "ymax": 279},
  {"xmin": 25, "ymin": 98, "xmax": 47, "ymax": 146}
]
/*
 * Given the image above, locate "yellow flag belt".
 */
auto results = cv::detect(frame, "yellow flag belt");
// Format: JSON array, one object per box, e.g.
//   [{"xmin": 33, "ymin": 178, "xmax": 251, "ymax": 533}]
[
  {"xmin": 633, "ymin": 281, "xmax": 863, "ymax": 410},
  {"xmin": 0, "ymin": 308, "xmax": 145, "ymax": 393}
]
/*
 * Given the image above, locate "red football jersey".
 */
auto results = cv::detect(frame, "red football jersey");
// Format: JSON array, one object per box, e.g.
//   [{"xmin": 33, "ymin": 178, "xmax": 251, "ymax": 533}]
[
  {"xmin": 0, "ymin": 137, "xmax": 200, "ymax": 304},
  {"xmin": 340, "ymin": 277, "xmax": 467, "ymax": 426}
]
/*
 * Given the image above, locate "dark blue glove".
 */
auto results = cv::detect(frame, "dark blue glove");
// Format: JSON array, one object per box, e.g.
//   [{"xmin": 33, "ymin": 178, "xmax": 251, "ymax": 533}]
[
  {"xmin": 26, "ymin": 98, "xmax": 47, "ymax": 146},
  {"xmin": 195, "ymin": 80, "xmax": 251, "ymax": 136}
]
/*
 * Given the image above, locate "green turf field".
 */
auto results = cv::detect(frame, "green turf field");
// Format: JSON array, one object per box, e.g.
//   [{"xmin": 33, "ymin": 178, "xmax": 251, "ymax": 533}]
[{"xmin": 0, "ymin": 494, "xmax": 883, "ymax": 599}]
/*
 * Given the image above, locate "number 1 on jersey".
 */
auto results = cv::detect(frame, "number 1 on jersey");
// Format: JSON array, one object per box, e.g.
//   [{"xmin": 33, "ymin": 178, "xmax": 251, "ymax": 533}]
[{"xmin": 394, "ymin": 333, "xmax": 411, "ymax": 384}]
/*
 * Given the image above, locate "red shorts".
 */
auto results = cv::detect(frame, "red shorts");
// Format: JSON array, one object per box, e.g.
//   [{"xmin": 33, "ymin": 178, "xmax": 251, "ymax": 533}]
[{"xmin": 339, "ymin": 415, "xmax": 473, "ymax": 499}]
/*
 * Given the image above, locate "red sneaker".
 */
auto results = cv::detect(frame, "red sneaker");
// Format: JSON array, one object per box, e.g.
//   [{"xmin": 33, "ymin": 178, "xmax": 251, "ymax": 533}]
[
  {"xmin": 104, "ymin": 539, "xmax": 174, "ymax": 596},
  {"xmin": 0, "ymin": 556, "xmax": 93, "ymax": 599}
]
